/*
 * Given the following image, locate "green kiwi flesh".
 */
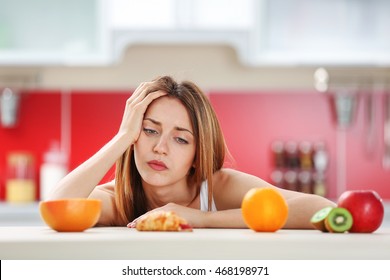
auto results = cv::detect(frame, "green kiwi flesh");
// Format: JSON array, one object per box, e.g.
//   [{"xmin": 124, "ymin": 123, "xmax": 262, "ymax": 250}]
[
  {"xmin": 310, "ymin": 206, "xmax": 334, "ymax": 232},
  {"xmin": 324, "ymin": 207, "xmax": 353, "ymax": 233}
]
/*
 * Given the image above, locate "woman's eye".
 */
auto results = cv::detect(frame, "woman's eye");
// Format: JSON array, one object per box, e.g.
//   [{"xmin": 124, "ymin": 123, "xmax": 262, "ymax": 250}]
[
  {"xmin": 143, "ymin": 128, "xmax": 157, "ymax": 135},
  {"xmin": 176, "ymin": 137, "xmax": 188, "ymax": 144}
]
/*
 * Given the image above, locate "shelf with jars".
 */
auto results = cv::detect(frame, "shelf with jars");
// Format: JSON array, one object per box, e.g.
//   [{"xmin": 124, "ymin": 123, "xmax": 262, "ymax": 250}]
[{"xmin": 270, "ymin": 140, "xmax": 329, "ymax": 197}]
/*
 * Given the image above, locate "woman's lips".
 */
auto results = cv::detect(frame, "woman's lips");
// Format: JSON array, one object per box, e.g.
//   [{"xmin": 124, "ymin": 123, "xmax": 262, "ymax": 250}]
[{"xmin": 148, "ymin": 160, "xmax": 168, "ymax": 171}]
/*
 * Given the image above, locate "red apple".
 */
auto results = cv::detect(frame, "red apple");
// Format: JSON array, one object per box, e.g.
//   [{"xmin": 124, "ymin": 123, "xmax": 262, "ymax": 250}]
[{"xmin": 338, "ymin": 190, "xmax": 384, "ymax": 233}]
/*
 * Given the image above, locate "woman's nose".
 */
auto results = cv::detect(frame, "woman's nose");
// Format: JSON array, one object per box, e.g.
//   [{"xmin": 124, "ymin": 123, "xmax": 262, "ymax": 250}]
[{"xmin": 153, "ymin": 136, "xmax": 168, "ymax": 154}]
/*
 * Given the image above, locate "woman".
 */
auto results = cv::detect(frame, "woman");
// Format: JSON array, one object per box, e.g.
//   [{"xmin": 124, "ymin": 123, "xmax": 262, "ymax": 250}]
[{"xmin": 50, "ymin": 76, "xmax": 335, "ymax": 228}]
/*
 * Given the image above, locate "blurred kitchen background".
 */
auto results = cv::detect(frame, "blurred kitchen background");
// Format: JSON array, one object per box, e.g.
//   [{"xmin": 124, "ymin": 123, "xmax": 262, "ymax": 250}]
[{"xmin": 0, "ymin": 0, "xmax": 389, "ymax": 226}]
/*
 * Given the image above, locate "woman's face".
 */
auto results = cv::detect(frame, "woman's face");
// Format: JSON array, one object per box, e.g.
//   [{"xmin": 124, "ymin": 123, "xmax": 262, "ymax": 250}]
[{"xmin": 134, "ymin": 95, "xmax": 196, "ymax": 188}]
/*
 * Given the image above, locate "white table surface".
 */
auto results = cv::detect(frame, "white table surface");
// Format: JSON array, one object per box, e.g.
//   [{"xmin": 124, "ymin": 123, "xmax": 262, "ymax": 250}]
[{"xmin": 0, "ymin": 226, "xmax": 389, "ymax": 260}]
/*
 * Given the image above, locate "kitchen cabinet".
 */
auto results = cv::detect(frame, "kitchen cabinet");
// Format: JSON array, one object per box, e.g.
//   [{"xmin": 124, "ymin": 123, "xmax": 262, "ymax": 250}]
[
  {"xmin": 109, "ymin": 0, "xmax": 255, "ymax": 63},
  {"xmin": 0, "ymin": 0, "xmax": 255, "ymax": 66},
  {"xmin": 252, "ymin": 0, "xmax": 390, "ymax": 66},
  {"xmin": 113, "ymin": 0, "xmax": 390, "ymax": 66},
  {"xmin": 0, "ymin": 0, "xmax": 110, "ymax": 65},
  {"xmin": 109, "ymin": 0, "xmax": 253, "ymax": 30},
  {"xmin": 1, "ymin": 0, "xmax": 389, "ymax": 66}
]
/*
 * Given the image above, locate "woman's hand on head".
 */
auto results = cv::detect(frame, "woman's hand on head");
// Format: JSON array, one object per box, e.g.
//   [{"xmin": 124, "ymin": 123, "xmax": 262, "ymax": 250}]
[
  {"xmin": 127, "ymin": 203, "xmax": 206, "ymax": 229},
  {"xmin": 118, "ymin": 82, "xmax": 167, "ymax": 145}
]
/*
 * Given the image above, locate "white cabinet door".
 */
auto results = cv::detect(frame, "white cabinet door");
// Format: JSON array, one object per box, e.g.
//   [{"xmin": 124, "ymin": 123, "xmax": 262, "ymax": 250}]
[
  {"xmin": 108, "ymin": 0, "xmax": 176, "ymax": 30},
  {"xmin": 108, "ymin": 0, "xmax": 254, "ymax": 30},
  {"xmin": 109, "ymin": 0, "xmax": 255, "ymax": 63},
  {"xmin": 0, "ymin": 0, "xmax": 110, "ymax": 65},
  {"xmin": 252, "ymin": 0, "xmax": 390, "ymax": 66}
]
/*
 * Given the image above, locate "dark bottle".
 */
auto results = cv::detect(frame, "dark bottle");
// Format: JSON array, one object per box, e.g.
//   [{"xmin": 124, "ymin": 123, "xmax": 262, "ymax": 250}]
[{"xmin": 285, "ymin": 141, "xmax": 300, "ymax": 169}]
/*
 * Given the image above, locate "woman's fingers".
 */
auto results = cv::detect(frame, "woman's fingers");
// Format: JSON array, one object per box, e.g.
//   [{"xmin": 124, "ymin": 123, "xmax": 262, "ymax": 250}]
[
  {"xmin": 127, "ymin": 221, "xmax": 136, "ymax": 228},
  {"xmin": 123, "ymin": 90, "xmax": 167, "ymax": 137},
  {"xmin": 126, "ymin": 81, "xmax": 166, "ymax": 112},
  {"xmin": 127, "ymin": 82, "xmax": 152, "ymax": 102},
  {"xmin": 127, "ymin": 212, "xmax": 148, "ymax": 228},
  {"xmin": 128, "ymin": 81, "xmax": 161, "ymax": 105},
  {"xmin": 118, "ymin": 81, "xmax": 167, "ymax": 144},
  {"xmin": 126, "ymin": 207, "xmax": 163, "ymax": 228},
  {"xmin": 133, "ymin": 89, "xmax": 167, "ymax": 111}
]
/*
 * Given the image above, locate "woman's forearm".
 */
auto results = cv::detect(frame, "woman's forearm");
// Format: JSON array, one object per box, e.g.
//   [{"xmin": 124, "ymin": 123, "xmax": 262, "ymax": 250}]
[
  {"xmin": 202, "ymin": 195, "xmax": 336, "ymax": 230},
  {"xmin": 284, "ymin": 194, "xmax": 336, "ymax": 229},
  {"xmin": 48, "ymin": 133, "xmax": 130, "ymax": 199},
  {"xmin": 203, "ymin": 209, "xmax": 247, "ymax": 228}
]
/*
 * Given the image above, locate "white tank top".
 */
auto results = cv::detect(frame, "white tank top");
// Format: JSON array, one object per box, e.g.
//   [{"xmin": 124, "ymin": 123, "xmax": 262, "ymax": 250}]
[{"xmin": 199, "ymin": 181, "xmax": 217, "ymax": 212}]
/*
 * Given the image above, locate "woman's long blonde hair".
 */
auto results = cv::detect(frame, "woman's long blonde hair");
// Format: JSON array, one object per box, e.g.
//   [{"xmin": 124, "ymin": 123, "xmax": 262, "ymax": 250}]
[{"xmin": 114, "ymin": 76, "xmax": 226, "ymax": 224}]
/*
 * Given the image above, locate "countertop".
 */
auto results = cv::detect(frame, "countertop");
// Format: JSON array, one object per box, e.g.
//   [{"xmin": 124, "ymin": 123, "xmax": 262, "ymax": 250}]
[{"xmin": 1, "ymin": 226, "xmax": 389, "ymax": 260}]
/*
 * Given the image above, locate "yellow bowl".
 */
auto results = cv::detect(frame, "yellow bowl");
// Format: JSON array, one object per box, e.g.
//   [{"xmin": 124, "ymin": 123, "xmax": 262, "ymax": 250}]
[{"xmin": 39, "ymin": 198, "xmax": 102, "ymax": 232}]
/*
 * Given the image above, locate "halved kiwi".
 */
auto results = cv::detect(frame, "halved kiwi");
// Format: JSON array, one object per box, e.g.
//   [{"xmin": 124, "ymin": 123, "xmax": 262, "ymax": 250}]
[
  {"xmin": 324, "ymin": 207, "xmax": 353, "ymax": 233},
  {"xmin": 310, "ymin": 206, "xmax": 334, "ymax": 232}
]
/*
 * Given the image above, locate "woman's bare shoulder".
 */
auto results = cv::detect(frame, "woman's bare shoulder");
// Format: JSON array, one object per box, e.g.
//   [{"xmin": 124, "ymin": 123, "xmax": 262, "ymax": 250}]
[
  {"xmin": 212, "ymin": 168, "xmax": 283, "ymax": 209},
  {"xmin": 212, "ymin": 168, "xmax": 270, "ymax": 188},
  {"xmin": 212, "ymin": 168, "xmax": 240, "ymax": 181}
]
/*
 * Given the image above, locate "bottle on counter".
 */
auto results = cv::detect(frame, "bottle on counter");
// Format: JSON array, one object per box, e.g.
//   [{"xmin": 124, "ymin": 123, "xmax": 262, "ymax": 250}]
[
  {"xmin": 271, "ymin": 140, "xmax": 285, "ymax": 168},
  {"xmin": 298, "ymin": 170, "xmax": 313, "ymax": 194},
  {"xmin": 313, "ymin": 172, "xmax": 327, "ymax": 197},
  {"xmin": 6, "ymin": 152, "xmax": 36, "ymax": 203},
  {"xmin": 299, "ymin": 141, "xmax": 313, "ymax": 170},
  {"xmin": 285, "ymin": 141, "xmax": 300, "ymax": 169},
  {"xmin": 39, "ymin": 141, "xmax": 68, "ymax": 201},
  {"xmin": 270, "ymin": 169, "xmax": 284, "ymax": 189},
  {"xmin": 312, "ymin": 142, "xmax": 329, "ymax": 197},
  {"xmin": 284, "ymin": 170, "xmax": 298, "ymax": 191},
  {"xmin": 313, "ymin": 142, "xmax": 328, "ymax": 173}
]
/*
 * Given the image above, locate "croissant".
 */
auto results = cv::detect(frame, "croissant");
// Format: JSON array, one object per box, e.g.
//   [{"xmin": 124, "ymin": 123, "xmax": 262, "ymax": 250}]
[{"xmin": 136, "ymin": 211, "xmax": 193, "ymax": 232}]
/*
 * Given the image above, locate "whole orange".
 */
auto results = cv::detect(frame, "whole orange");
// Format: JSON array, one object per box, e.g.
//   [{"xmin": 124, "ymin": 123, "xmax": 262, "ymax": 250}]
[{"xmin": 241, "ymin": 188, "xmax": 288, "ymax": 232}]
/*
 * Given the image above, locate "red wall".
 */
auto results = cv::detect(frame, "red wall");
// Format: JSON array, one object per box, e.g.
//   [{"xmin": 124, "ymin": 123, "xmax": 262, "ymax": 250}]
[
  {"xmin": 211, "ymin": 92, "xmax": 390, "ymax": 199},
  {"xmin": 1, "ymin": 89, "xmax": 389, "ymax": 200},
  {"xmin": 210, "ymin": 92, "xmax": 337, "ymax": 197},
  {"xmin": 70, "ymin": 91, "xmax": 128, "ymax": 182}
]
